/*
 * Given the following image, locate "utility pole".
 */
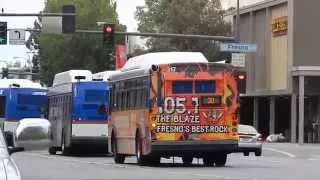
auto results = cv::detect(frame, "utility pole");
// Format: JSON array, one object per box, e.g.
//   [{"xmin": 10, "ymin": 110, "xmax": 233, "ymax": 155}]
[{"xmin": 236, "ymin": 0, "xmax": 240, "ymax": 41}]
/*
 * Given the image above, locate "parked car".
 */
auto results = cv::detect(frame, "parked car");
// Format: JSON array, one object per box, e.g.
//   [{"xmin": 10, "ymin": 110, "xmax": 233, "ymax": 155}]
[
  {"xmin": 0, "ymin": 118, "xmax": 51, "ymax": 180},
  {"xmin": 237, "ymin": 124, "xmax": 263, "ymax": 156}
]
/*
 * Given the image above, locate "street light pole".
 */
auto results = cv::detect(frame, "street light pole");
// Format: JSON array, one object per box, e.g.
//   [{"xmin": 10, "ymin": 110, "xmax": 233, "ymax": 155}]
[{"xmin": 236, "ymin": 0, "xmax": 240, "ymax": 41}]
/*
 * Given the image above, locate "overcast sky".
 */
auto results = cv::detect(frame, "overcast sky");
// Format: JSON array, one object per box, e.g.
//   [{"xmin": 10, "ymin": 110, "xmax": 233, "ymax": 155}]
[{"xmin": 0, "ymin": 0, "xmax": 263, "ymax": 63}]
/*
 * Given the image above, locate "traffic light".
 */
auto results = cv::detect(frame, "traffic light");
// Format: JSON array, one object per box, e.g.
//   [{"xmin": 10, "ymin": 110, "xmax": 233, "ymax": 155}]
[
  {"xmin": 235, "ymin": 70, "xmax": 246, "ymax": 94},
  {"xmin": 62, "ymin": 5, "xmax": 76, "ymax": 33},
  {"xmin": 0, "ymin": 22, "xmax": 7, "ymax": 45},
  {"xmin": 2, "ymin": 68, "xmax": 8, "ymax": 79},
  {"xmin": 32, "ymin": 55, "xmax": 40, "ymax": 73},
  {"xmin": 103, "ymin": 23, "xmax": 115, "ymax": 47}
]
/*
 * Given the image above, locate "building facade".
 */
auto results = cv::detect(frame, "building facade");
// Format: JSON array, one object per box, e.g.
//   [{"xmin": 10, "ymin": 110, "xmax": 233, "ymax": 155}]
[{"xmin": 234, "ymin": 0, "xmax": 320, "ymax": 144}]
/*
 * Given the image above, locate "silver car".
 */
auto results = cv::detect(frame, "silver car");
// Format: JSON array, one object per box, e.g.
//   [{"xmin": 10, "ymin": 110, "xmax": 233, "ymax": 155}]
[
  {"xmin": 237, "ymin": 124, "xmax": 263, "ymax": 156},
  {"xmin": 0, "ymin": 127, "xmax": 24, "ymax": 180},
  {"xmin": 0, "ymin": 118, "xmax": 52, "ymax": 180}
]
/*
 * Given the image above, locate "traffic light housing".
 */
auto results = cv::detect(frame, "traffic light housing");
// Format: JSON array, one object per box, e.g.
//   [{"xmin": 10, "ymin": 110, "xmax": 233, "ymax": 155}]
[
  {"xmin": 234, "ymin": 70, "xmax": 246, "ymax": 94},
  {"xmin": 32, "ymin": 55, "xmax": 40, "ymax": 74},
  {"xmin": 103, "ymin": 23, "xmax": 115, "ymax": 47},
  {"xmin": 0, "ymin": 22, "xmax": 7, "ymax": 45},
  {"xmin": 62, "ymin": 5, "xmax": 76, "ymax": 33},
  {"xmin": 2, "ymin": 68, "xmax": 8, "ymax": 79}
]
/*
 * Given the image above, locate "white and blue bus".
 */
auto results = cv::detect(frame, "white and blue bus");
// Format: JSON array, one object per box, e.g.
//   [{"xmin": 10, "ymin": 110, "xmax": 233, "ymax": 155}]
[
  {"xmin": 0, "ymin": 79, "xmax": 47, "ymax": 146},
  {"xmin": 47, "ymin": 70, "xmax": 110, "ymax": 155}
]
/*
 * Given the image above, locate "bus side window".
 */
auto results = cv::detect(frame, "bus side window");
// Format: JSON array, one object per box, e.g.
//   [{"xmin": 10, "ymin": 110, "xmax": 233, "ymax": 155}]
[
  {"xmin": 109, "ymin": 85, "xmax": 113, "ymax": 111},
  {"xmin": 136, "ymin": 88, "xmax": 142, "ymax": 109},
  {"xmin": 117, "ymin": 82, "xmax": 122, "ymax": 111},
  {"xmin": 121, "ymin": 91, "xmax": 126, "ymax": 111},
  {"xmin": 129, "ymin": 82, "xmax": 136, "ymax": 110},
  {"xmin": 142, "ymin": 78, "xmax": 148, "ymax": 108}
]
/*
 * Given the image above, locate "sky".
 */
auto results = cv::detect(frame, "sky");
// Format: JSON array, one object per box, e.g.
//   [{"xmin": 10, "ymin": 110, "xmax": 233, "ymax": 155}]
[{"xmin": 0, "ymin": 0, "xmax": 264, "ymax": 64}]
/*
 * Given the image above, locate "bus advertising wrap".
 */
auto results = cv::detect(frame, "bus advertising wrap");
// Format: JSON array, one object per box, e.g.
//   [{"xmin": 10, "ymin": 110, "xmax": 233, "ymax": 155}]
[{"xmin": 149, "ymin": 63, "xmax": 239, "ymax": 141}]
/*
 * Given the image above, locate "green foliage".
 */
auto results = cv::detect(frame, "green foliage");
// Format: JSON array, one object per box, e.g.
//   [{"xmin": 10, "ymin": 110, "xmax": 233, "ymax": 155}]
[
  {"xmin": 135, "ymin": 0, "xmax": 231, "ymax": 61},
  {"xmin": 34, "ymin": 0, "xmax": 126, "ymax": 86}
]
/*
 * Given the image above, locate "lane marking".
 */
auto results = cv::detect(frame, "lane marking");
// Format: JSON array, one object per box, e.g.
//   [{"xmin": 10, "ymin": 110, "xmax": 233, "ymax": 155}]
[
  {"xmin": 19, "ymin": 152, "xmax": 239, "ymax": 180},
  {"xmin": 308, "ymin": 158, "xmax": 320, "ymax": 161},
  {"xmin": 264, "ymin": 147, "xmax": 296, "ymax": 158}
]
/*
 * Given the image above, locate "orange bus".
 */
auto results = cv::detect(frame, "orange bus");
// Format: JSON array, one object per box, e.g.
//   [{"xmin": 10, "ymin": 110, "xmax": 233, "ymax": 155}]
[{"xmin": 108, "ymin": 52, "xmax": 239, "ymax": 166}]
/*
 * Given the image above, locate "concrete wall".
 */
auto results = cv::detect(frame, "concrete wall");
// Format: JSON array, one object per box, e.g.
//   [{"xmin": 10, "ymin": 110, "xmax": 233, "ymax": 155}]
[
  {"xmin": 269, "ymin": 4, "xmax": 288, "ymax": 90},
  {"xmin": 293, "ymin": 0, "xmax": 320, "ymax": 66},
  {"xmin": 239, "ymin": 13, "xmax": 254, "ymax": 92},
  {"xmin": 253, "ymin": 9, "xmax": 268, "ymax": 91}
]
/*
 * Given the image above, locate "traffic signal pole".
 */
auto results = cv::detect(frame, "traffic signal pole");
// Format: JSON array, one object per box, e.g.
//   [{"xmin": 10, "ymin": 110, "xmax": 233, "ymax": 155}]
[
  {"xmin": 77, "ymin": 30, "xmax": 235, "ymax": 41},
  {"xmin": 0, "ymin": 13, "xmax": 76, "ymax": 17},
  {"xmin": 4, "ymin": 28, "xmax": 236, "ymax": 41}
]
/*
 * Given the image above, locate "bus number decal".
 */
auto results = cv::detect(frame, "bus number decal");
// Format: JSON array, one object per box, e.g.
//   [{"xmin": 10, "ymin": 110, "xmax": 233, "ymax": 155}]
[
  {"xmin": 162, "ymin": 97, "xmax": 176, "ymax": 114},
  {"xmin": 175, "ymin": 97, "xmax": 186, "ymax": 114},
  {"xmin": 191, "ymin": 97, "xmax": 199, "ymax": 114},
  {"xmin": 160, "ymin": 97, "xmax": 186, "ymax": 114},
  {"xmin": 159, "ymin": 97, "xmax": 200, "ymax": 114}
]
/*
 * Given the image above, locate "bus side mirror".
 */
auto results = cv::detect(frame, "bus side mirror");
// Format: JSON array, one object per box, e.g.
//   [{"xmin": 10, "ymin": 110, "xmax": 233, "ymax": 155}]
[{"xmin": 151, "ymin": 65, "xmax": 159, "ymax": 72}]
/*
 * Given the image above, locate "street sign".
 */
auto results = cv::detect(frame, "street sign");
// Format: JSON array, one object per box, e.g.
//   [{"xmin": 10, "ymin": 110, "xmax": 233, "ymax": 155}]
[
  {"xmin": 231, "ymin": 53, "xmax": 246, "ymax": 67},
  {"xmin": 9, "ymin": 29, "xmax": 25, "ymax": 45},
  {"xmin": 220, "ymin": 43, "xmax": 257, "ymax": 53}
]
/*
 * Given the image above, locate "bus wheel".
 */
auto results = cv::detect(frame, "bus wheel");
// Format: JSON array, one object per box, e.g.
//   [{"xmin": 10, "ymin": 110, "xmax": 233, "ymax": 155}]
[
  {"xmin": 112, "ymin": 136, "xmax": 125, "ymax": 164},
  {"xmin": 214, "ymin": 153, "xmax": 227, "ymax": 167},
  {"xmin": 136, "ymin": 135, "xmax": 147, "ymax": 165},
  {"xmin": 182, "ymin": 156, "xmax": 193, "ymax": 166},
  {"xmin": 203, "ymin": 156, "xmax": 214, "ymax": 166},
  {"xmin": 48, "ymin": 147, "xmax": 57, "ymax": 155}
]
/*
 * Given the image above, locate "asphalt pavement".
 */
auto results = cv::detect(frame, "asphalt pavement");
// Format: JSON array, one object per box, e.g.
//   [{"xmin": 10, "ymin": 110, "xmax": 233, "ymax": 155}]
[{"xmin": 11, "ymin": 143, "xmax": 320, "ymax": 180}]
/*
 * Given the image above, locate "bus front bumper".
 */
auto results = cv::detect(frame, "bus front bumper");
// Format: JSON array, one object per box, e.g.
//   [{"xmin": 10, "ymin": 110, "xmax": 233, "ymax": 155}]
[{"xmin": 150, "ymin": 140, "xmax": 238, "ymax": 156}]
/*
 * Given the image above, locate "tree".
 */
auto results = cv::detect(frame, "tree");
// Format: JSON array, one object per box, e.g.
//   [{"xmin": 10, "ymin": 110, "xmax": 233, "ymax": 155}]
[
  {"xmin": 31, "ymin": 0, "xmax": 126, "ymax": 86},
  {"xmin": 135, "ymin": 0, "xmax": 231, "ymax": 61}
]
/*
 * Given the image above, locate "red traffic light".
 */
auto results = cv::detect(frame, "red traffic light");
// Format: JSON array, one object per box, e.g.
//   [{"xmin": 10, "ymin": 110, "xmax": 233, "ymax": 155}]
[{"xmin": 105, "ymin": 26, "xmax": 113, "ymax": 33}]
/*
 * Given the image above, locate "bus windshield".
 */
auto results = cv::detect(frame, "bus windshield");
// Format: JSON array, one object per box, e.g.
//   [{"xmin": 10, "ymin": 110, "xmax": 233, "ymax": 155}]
[
  {"xmin": 85, "ymin": 90, "xmax": 107, "ymax": 103},
  {"xmin": 18, "ymin": 94, "xmax": 46, "ymax": 106},
  {"xmin": 6, "ymin": 89, "xmax": 47, "ymax": 120},
  {"xmin": 72, "ymin": 82, "xmax": 109, "ymax": 122}
]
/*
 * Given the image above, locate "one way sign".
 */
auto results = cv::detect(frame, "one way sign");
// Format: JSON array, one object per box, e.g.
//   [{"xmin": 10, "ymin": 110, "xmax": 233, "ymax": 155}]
[{"xmin": 9, "ymin": 30, "xmax": 26, "ymax": 45}]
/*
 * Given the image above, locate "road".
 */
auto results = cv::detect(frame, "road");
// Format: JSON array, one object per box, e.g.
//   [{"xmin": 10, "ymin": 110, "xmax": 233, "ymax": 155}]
[{"xmin": 11, "ymin": 143, "xmax": 320, "ymax": 180}]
